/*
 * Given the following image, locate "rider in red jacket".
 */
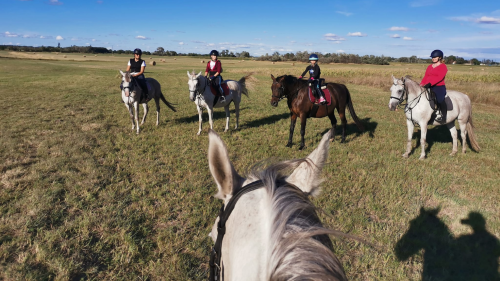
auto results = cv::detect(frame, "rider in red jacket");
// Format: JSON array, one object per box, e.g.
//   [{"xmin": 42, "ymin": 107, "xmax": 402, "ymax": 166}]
[
  {"xmin": 420, "ymin": 50, "xmax": 448, "ymax": 122},
  {"xmin": 204, "ymin": 50, "xmax": 225, "ymax": 102}
]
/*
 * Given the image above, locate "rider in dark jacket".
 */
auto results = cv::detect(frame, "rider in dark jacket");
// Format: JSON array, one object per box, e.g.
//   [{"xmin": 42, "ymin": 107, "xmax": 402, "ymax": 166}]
[
  {"xmin": 126, "ymin": 48, "xmax": 149, "ymax": 100},
  {"xmin": 299, "ymin": 54, "xmax": 325, "ymax": 104}
]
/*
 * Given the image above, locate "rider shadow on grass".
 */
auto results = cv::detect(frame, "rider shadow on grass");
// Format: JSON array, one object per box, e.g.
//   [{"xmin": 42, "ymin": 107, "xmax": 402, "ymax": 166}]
[
  {"xmin": 411, "ymin": 125, "xmax": 478, "ymax": 156},
  {"xmin": 395, "ymin": 208, "xmax": 500, "ymax": 281}
]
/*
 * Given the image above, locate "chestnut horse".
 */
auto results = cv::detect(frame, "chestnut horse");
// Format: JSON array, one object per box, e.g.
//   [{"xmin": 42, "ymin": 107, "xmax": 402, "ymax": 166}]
[{"xmin": 270, "ymin": 75, "xmax": 364, "ymax": 150}]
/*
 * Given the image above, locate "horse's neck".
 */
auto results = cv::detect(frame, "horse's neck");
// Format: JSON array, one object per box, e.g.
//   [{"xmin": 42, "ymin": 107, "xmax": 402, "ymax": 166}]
[{"xmin": 223, "ymin": 187, "xmax": 270, "ymax": 280}]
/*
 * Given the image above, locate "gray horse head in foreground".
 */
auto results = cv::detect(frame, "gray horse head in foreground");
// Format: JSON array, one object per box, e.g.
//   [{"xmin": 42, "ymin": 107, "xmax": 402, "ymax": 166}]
[
  {"xmin": 389, "ymin": 75, "xmax": 480, "ymax": 159},
  {"xmin": 119, "ymin": 70, "xmax": 176, "ymax": 134},
  {"xmin": 207, "ymin": 129, "xmax": 347, "ymax": 280}
]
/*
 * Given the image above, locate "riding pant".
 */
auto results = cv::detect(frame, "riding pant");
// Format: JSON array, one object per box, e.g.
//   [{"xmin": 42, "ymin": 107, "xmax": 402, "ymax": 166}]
[
  {"xmin": 210, "ymin": 76, "xmax": 223, "ymax": 96},
  {"xmin": 311, "ymin": 79, "xmax": 324, "ymax": 99},
  {"xmin": 134, "ymin": 74, "xmax": 149, "ymax": 99},
  {"xmin": 431, "ymin": 85, "xmax": 446, "ymax": 104}
]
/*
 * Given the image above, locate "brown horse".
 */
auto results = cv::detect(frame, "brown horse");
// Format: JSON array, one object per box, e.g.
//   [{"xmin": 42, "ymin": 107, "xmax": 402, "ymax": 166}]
[{"xmin": 270, "ymin": 74, "xmax": 364, "ymax": 150}]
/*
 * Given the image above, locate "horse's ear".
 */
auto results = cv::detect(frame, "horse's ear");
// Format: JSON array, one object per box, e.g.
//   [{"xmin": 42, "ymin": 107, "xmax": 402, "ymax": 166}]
[
  {"xmin": 187, "ymin": 71, "xmax": 191, "ymax": 77},
  {"xmin": 120, "ymin": 70, "xmax": 124, "ymax": 76},
  {"xmin": 287, "ymin": 129, "xmax": 331, "ymax": 197},
  {"xmin": 401, "ymin": 76, "xmax": 405, "ymax": 83},
  {"xmin": 271, "ymin": 74, "xmax": 276, "ymax": 81},
  {"xmin": 208, "ymin": 129, "xmax": 244, "ymax": 199},
  {"xmin": 197, "ymin": 71, "xmax": 202, "ymax": 77}
]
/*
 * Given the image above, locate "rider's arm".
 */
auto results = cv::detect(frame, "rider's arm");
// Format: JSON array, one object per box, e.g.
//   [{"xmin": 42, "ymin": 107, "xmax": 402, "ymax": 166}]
[
  {"xmin": 300, "ymin": 66, "xmax": 310, "ymax": 78},
  {"xmin": 134, "ymin": 66, "xmax": 145, "ymax": 77},
  {"xmin": 427, "ymin": 64, "xmax": 448, "ymax": 86},
  {"xmin": 420, "ymin": 65, "xmax": 432, "ymax": 86},
  {"xmin": 126, "ymin": 60, "xmax": 131, "ymax": 72}
]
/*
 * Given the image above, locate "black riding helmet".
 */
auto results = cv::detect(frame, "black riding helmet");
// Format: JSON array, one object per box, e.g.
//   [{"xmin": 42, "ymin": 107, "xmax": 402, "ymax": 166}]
[
  {"xmin": 134, "ymin": 48, "xmax": 142, "ymax": 55},
  {"xmin": 210, "ymin": 50, "xmax": 219, "ymax": 56},
  {"xmin": 430, "ymin": 49, "xmax": 443, "ymax": 58}
]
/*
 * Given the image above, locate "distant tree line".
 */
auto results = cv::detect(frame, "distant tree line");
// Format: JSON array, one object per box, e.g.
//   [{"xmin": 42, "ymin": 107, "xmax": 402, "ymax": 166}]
[
  {"xmin": 152, "ymin": 47, "xmax": 250, "ymax": 58},
  {"xmin": 256, "ymin": 51, "xmax": 392, "ymax": 65},
  {"xmin": 0, "ymin": 44, "xmax": 112, "ymax": 54}
]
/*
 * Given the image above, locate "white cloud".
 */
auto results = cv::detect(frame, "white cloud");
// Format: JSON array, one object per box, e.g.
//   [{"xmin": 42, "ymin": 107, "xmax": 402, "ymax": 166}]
[
  {"xmin": 71, "ymin": 37, "xmax": 79, "ymax": 41},
  {"xmin": 477, "ymin": 16, "xmax": 500, "ymax": 24},
  {"xmin": 4, "ymin": 31, "xmax": 18, "ymax": 38},
  {"xmin": 389, "ymin": 26, "xmax": 409, "ymax": 31},
  {"xmin": 179, "ymin": 42, "xmax": 184, "ymax": 45},
  {"xmin": 403, "ymin": 37, "xmax": 413, "ymax": 40},
  {"xmin": 91, "ymin": 39, "xmax": 96, "ymax": 42},
  {"xmin": 410, "ymin": 0, "xmax": 439, "ymax": 7},
  {"xmin": 336, "ymin": 11, "xmax": 352, "ymax": 16},
  {"xmin": 136, "ymin": 35, "xmax": 149, "ymax": 40},
  {"xmin": 56, "ymin": 35, "xmax": 64, "ymax": 40},
  {"xmin": 337, "ymin": 50, "xmax": 345, "ymax": 53},
  {"xmin": 391, "ymin": 34, "xmax": 401, "ymax": 38},
  {"xmin": 324, "ymin": 33, "xmax": 346, "ymax": 42},
  {"xmin": 348, "ymin": 32, "xmax": 367, "ymax": 37},
  {"xmin": 48, "ymin": 0, "xmax": 63, "ymax": 5}
]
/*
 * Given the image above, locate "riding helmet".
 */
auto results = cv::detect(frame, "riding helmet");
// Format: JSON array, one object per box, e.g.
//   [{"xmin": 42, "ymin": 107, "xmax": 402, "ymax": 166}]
[
  {"xmin": 133, "ymin": 48, "xmax": 142, "ymax": 55},
  {"xmin": 430, "ymin": 50, "xmax": 443, "ymax": 58},
  {"xmin": 210, "ymin": 50, "xmax": 219, "ymax": 56},
  {"xmin": 309, "ymin": 54, "xmax": 319, "ymax": 61}
]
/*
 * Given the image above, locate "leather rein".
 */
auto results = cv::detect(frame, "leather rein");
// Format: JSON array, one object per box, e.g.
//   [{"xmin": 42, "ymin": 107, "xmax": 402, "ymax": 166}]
[{"xmin": 209, "ymin": 180, "xmax": 264, "ymax": 281}]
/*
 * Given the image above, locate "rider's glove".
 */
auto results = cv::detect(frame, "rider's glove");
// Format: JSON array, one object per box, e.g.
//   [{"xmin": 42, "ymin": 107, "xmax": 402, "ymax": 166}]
[{"xmin": 423, "ymin": 83, "xmax": 431, "ymax": 89}]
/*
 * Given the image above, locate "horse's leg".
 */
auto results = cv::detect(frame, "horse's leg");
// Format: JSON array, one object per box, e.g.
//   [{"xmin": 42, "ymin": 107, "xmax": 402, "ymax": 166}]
[
  {"xmin": 155, "ymin": 98, "xmax": 160, "ymax": 126},
  {"xmin": 338, "ymin": 106, "xmax": 348, "ymax": 143},
  {"xmin": 134, "ymin": 102, "xmax": 140, "ymax": 134},
  {"xmin": 125, "ymin": 103, "xmax": 135, "ymax": 130},
  {"xmin": 224, "ymin": 104, "xmax": 230, "ymax": 133},
  {"xmin": 328, "ymin": 113, "xmax": 337, "ymax": 142},
  {"xmin": 141, "ymin": 103, "xmax": 148, "ymax": 125},
  {"xmin": 446, "ymin": 122, "xmax": 458, "ymax": 156},
  {"xmin": 403, "ymin": 119, "xmax": 414, "ymax": 158},
  {"xmin": 419, "ymin": 123, "xmax": 428, "ymax": 160},
  {"xmin": 299, "ymin": 115, "xmax": 307, "ymax": 150},
  {"xmin": 207, "ymin": 106, "xmax": 214, "ymax": 130},
  {"xmin": 286, "ymin": 114, "xmax": 297, "ymax": 147},
  {"xmin": 196, "ymin": 104, "xmax": 203, "ymax": 135},
  {"xmin": 458, "ymin": 120, "xmax": 467, "ymax": 154},
  {"xmin": 234, "ymin": 100, "xmax": 240, "ymax": 130}
]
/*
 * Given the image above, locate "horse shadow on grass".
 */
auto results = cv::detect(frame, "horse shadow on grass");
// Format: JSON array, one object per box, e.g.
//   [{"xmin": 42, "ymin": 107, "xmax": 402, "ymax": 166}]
[
  {"xmin": 318, "ymin": 117, "xmax": 378, "ymax": 143},
  {"xmin": 395, "ymin": 207, "xmax": 500, "ymax": 281},
  {"xmin": 243, "ymin": 112, "xmax": 290, "ymax": 129},
  {"xmin": 175, "ymin": 107, "xmax": 249, "ymax": 124},
  {"xmin": 411, "ymin": 125, "xmax": 477, "ymax": 156}
]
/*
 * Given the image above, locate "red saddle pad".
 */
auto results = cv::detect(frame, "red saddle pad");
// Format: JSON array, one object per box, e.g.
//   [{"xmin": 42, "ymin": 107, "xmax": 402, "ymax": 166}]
[
  {"xmin": 210, "ymin": 83, "xmax": 230, "ymax": 96},
  {"xmin": 308, "ymin": 87, "xmax": 332, "ymax": 105}
]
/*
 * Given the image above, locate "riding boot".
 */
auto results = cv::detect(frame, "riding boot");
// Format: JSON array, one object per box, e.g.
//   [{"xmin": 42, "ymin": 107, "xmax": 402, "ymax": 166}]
[
  {"xmin": 435, "ymin": 101, "xmax": 447, "ymax": 122},
  {"xmin": 143, "ymin": 85, "xmax": 149, "ymax": 101},
  {"xmin": 318, "ymin": 89, "xmax": 326, "ymax": 105}
]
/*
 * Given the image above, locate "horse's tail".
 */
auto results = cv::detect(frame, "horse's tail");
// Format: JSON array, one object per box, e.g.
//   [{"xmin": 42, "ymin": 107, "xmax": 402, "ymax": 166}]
[
  {"xmin": 344, "ymin": 86, "xmax": 365, "ymax": 131},
  {"xmin": 159, "ymin": 92, "xmax": 177, "ymax": 112},
  {"xmin": 237, "ymin": 74, "xmax": 252, "ymax": 98},
  {"xmin": 466, "ymin": 112, "xmax": 480, "ymax": 152}
]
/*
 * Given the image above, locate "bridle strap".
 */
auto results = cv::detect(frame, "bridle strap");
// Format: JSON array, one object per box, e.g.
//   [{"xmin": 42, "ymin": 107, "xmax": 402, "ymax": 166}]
[{"xmin": 209, "ymin": 180, "xmax": 264, "ymax": 281}]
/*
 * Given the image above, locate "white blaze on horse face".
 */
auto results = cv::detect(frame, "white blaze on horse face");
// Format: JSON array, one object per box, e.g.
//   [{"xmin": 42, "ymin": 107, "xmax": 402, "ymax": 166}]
[
  {"xmin": 389, "ymin": 78, "xmax": 404, "ymax": 111},
  {"xmin": 187, "ymin": 76, "xmax": 198, "ymax": 102}
]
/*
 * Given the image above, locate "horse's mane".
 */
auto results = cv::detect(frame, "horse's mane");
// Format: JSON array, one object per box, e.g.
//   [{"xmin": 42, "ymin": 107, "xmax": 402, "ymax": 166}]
[
  {"xmin": 276, "ymin": 75, "xmax": 308, "ymax": 98},
  {"xmin": 402, "ymin": 75, "xmax": 423, "ymax": 94},
  {"xmin": 246, "ymin": 160, "xmax": 347, "ymax": 281}
]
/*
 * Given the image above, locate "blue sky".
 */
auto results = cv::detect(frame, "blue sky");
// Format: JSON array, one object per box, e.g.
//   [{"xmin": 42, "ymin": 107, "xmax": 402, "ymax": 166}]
[{"xmin": 2, "ymin": 0, "xmax": 500, "ymax": 59}]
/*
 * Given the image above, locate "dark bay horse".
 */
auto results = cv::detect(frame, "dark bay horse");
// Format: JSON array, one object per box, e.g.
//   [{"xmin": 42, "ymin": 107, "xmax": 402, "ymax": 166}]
[{"xmin": 270, "ymin": 75, "xmax": 364, "ymax": 150}]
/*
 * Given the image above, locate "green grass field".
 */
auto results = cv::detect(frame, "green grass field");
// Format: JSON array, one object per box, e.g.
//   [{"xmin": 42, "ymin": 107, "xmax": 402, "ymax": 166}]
[{"xmin": 1, "ymin": 51, "xmax": 499, "ymax": 280}]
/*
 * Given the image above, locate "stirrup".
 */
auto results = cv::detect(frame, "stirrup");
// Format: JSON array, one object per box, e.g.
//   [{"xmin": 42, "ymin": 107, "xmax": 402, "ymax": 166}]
[
  {"xmin": 220, "ymin": 95, "xmax": 226, "ymax": 103},
  {"xmin": 435, "ymin": 112, "xmax": 443, "ymax": 122}
]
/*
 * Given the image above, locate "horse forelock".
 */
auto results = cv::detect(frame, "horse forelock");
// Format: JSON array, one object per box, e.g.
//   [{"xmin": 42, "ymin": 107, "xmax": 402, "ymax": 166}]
[{"xmin": 245, "ymin": 160, "xmax": 347, "ymax": 280}]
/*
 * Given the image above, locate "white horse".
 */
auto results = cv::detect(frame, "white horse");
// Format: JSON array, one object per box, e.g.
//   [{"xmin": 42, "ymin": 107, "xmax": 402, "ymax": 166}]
[
  {"xmin": 389, "ymin": 75, "xmax": 480, "ymax": 159},
  {"xmin": 207, "ymin": 129, "xmax": 348, "ymax": 281},
  {"xmin": 187, "ymin": 71, "xmax": 249, "ymax": 135},
  {"xmin": 120, "ymin": 70, "xmax": 176, "ymax": 134}
]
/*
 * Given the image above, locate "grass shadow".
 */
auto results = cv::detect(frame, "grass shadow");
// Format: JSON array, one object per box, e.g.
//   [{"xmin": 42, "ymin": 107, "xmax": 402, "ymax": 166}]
[
  {"xmin": 412, "ymin": 125, "xmax": 475, "ymax": 155},
  {"xmin": 319, "ymin": 117, "xmax": 378, "ymax": 143}
]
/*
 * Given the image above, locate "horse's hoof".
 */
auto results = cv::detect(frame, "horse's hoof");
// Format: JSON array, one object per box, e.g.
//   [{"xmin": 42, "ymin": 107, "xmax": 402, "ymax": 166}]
[
  {"xmin": 197, "ymin": 132, "xmax": 201, "ymax": 136},
  {"xmin": 340, "ymin": 139, "xmax": 345, "ymax": 143},
  {"xmin": 286, "ymin": 143, "xmax": 292, "ymax": 148},
  {"xmin": 298, "ymin": 145, "xmax": 305, "ymax": 150},
  {"xmin": 419, "ymin": 155, "xmax": 426, "ymax": 160},
  {"xmin": 450, "ymin": 151, "xmax": 457, "ymax": 156},
  {"xmin": 402, "ymin": 154, "xmax": 409, "ymax": 158},
  {"xmin": 329, "ymin": 138, "xmax": 334, "ymax": 142}
]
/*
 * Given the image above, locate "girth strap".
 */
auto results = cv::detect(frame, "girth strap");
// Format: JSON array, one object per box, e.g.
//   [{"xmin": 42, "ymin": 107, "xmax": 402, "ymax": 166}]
[{"xmin": 209, "ymin": 180, "xmax": 264, "ymax": 281}]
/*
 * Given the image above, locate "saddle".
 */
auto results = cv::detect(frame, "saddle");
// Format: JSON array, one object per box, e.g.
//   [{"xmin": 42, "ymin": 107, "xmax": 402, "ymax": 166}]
[
  {"xmin": 308, "ymin": 80, "xmax": 331, "ymax": 106},
  {"xmin": 209, "ymin": 82, "xmax": 230, "ymax": 97}
]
